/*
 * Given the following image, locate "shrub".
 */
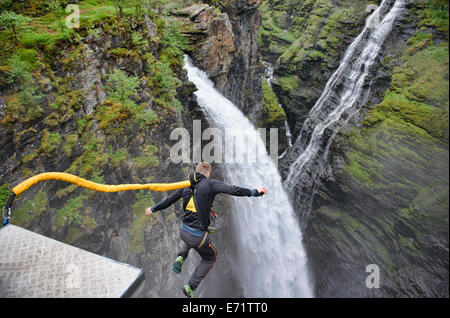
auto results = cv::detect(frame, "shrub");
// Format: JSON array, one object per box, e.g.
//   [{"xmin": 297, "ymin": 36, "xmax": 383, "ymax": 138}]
[{"xmin": 106, "ymin": 68, "xmax": 140, "ymax": 108}]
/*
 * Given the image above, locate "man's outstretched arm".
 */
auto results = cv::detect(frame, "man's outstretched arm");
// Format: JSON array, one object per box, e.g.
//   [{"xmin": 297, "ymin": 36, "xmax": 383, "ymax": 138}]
[
  {"xmin": 211, "ymin": 180, "xmax": 267, "ymax": 197},
  {"xmin": 146, "ymin": 188, "xmax": 184, "ymax": 215}
]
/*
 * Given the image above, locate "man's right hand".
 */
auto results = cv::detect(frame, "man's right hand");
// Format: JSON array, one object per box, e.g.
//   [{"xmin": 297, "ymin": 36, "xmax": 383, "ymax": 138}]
[
  {"xmin": 145, "ymin": 207, "xmax": 153, "ymax": 216},
  {"xmin": 257, "ymin": 186, "xmax": 267, "ymax": 196}
]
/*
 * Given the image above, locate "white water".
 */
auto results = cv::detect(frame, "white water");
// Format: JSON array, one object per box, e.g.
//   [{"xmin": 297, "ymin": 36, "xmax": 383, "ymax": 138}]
[
  {"xmin": 184, "ymin": 56, "xmax": 313, "ymax": 297},
  {"xmin": 285, "ymin": 0, "xmax": 405, "ymax": 191}
]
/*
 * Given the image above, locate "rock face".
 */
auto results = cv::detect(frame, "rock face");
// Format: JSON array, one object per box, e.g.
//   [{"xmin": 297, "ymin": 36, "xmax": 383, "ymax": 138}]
[
  {"xmin": 263, "ymin": 0, "xmax": 449, "ymax": 297},
  {"xmin": 0, "ymin": 0, "xmax": 274, "ymax": 298},
  {"xmin": 259, "ymin": 0, "xmax": 382, "ymax": 138},
  {"xmin": 0, "ymin": 12, "xmax": 204, "ymax": 297},
  {"xmin": 180, "ymin": 0, "xmax": 265, "ymax": 123},
  {"xmin": 180, "ymin": 4, "xmax": 235, "ymax": 91}
]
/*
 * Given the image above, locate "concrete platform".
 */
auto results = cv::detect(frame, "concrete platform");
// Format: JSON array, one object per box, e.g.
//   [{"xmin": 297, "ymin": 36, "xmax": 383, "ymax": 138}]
[{"xmin": 0, "ymin": 224, "xmax": 144, "ymax": 298}]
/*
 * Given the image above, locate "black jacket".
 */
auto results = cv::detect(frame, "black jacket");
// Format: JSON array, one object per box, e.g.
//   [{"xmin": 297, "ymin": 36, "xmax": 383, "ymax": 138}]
[{"xmin": 151, "ymin": 173, "xmax": 259, "ymax": 231}]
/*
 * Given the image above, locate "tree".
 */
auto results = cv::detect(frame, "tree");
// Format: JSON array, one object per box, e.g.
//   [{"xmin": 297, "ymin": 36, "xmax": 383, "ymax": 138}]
[
  {"xmin": 106, "ymin": 69, "xmax": 140, "ymax": 108},
  {"xmin": 0, "ymin": 11, "xmax": 30, "ymax": 45},
  {"xmin": 112, "ymin": 0, "xmax": 128, "ymax": 18}
]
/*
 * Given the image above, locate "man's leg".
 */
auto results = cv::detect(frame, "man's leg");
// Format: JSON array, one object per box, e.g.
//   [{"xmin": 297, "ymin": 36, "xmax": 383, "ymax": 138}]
[
  {"xmin": 174, "ymin": 230, "xmax": 194, "ymax": 274},
  {"xmin": 188, "ymin": 238, "xmax": 217, "ymax": 291},
  {"xmin": 178, "ymin": 241, "xmax": 191, "ymax": 260}
]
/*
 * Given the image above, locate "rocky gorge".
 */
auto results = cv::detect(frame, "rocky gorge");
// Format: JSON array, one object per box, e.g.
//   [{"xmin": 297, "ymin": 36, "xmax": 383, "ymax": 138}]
[{"xmin": 0, "ymin": 0, "xmax": 448, "ymax": 298}]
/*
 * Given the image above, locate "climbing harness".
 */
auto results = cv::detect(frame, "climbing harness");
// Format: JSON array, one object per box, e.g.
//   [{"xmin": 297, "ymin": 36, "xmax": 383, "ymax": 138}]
[
  {"xmin": 208, "ymin": 211, "xmax": 217, "ymax": 234},
  {"xmin": 2, "ymin": 172, "xmax": 197, "ymax": 227}
]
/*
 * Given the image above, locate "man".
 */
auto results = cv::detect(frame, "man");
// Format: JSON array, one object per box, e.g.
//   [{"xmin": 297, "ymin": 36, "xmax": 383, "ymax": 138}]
[{"xmin": 145, "ymin": 162, "xmax": 267, "ymax": 298}]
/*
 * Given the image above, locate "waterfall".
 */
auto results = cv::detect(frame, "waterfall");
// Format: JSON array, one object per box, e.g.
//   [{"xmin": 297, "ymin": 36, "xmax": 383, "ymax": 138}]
[
  {"xmin": 285, "ymin": 0, "xmax": 405, "ymax": 214},
  {"xmin": 183, "ymin": 56, "xmax": 313, "ymax": 297}
]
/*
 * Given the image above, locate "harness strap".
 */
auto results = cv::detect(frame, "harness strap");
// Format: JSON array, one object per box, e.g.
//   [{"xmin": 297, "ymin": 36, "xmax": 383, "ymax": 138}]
[{"xmin": 197, "ymin": 231, "xmax": 208, "ymax": 249}]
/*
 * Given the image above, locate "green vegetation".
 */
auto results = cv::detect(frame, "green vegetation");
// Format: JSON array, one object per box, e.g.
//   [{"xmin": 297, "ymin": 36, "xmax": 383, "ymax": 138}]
[
  {"xmin": 0, "ymin": 183, "xmax": 11, "ymax": 208},
  {"xmin": 1, "ymin": 53, "xmax": 43, "ymax": 128},
  {"xmin": 133, "ymin": 155, "xmax": 159, "ymax": 169},
  {"xmin": 0, "ymin": 0, "xmax": 189, "ymax": 237},
  {"xmin": 144, "ymin": 53, "xmax": 183, "ymax": 111},
  {"xmin": 338, "ymin": 0, "xmax": 449, "ymax": 261},
  {"xmin": 67, "ymin": 135, "xmax": 109, "ymax": 178},
  {"xmin": 361, "ymin": 41, "xmax": 448, "ymax": 143},
  {"xmin": 13, "ymin": 189, "xmax": 48, "ymax": 227},
  {"xmin": 133, "ymin": 144, "xmax": 159, "ymax": 169},
  {"xmin": 39, "ymin": 130, "xmax": 62, "ymax": 153},
  {"xmin": 22, "ymin": 150, "xmax": 38, "ymax": 164},
  {"xmin": 63, "ymin": 133, "xmax": 79, "ymax": 156},
  {"xmin": 417, "ymin": 0, "xmax": 449, "ymax": 33},
  {"xmin": 0, "ymin": 11, "xmax": 30, "ymax": 44},
  {"xmin": 106, "ymin": 68, "xmax": 140, "ymax": 108},
  {"xmin": 55, "ymin": 194, "xmax": 86, "ymax": 226},
  {"xmin": 259, "ymin": 79, "xmax": 287, "ymax": 128},
  {"xmin": 159, "ymin": 20, "xmax": 189, "ymax": 67},
  {"xmin": 110, "ymin": 149, "xmax": 129, "ymax": 168},
  {"xmin": 343, "ymin": 0, "xmax": 449, "ymax": 188},
  {"xmin": 276, "ymin": 74, "xmax": 298, "ymax": 93}
]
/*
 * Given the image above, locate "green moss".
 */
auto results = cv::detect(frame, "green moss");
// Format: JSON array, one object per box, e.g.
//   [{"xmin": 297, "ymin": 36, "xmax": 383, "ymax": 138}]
[
  {"xmin": 416, "ymin": 0, "xmax": 449, "ymax": 33},
  {"xmin": 361, "ymin": 39, "xmax": 449, "ymax": 143},
  {"xmin": 66, "ymin": 135, "xmax": 109, "ymax": 178},
  {"xmin": 39, "ymin": 130, "xmax": 62, "ymax": 153},
  {"xmin": 259, "ymin": 79, "xmax": 287, "ymax": 128},
  {"xmin": 133, "ymin": 155, "xmax": 159, "ymax": 169},
  {"xmin": 406, "ymin": 32, "xmax": 433, "ymax": 54},
  {"xmin": 276, "ymin": 74, "xmax": 298, "ymax": 93},
  {"xmin": 63, "ymin": 133, "xmax": 78, "ymax": 156},
  {"xmin": 55, "ymin": 184, "xmax": 78, "ymax": 199},
  {"xmin": 0, "ymin": 183, "xmax": 12, "ymax": 208},
  {"xmin": 77, "ymin": 118, "xmax": 90, "ymax": 133},
  {"xmin": 343, "ymin": 160, "xmax": 374, "ymax": 187},
  {"xmin": 110, "ymin": 149, "xmax": 128, "ymax": 168},
  {"xmin": 13, "ymin": 189, "xmax": 48, "ymax": 227},
  {"xmin": 22, "ymin": 151, "xmax": 38, "ymax": 164},
  {"xmin": 55, "ymin": 194, "xmax": 87, "ymax": 227},
  {"xmin": 309, "ymin": 50, "xmax": 326, "ymax": 61},
  {"xmin": 109, "ymin": 47, "xmax": 138, "ymax": 59}
]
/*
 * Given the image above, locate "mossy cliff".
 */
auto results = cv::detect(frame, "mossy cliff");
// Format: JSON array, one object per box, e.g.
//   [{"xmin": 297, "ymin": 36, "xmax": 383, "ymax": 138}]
[
  {"xmin": 0, "ymin": 0, "xmax": 209, "ymax": 297},
  {"xmin": 267, "ymin": 0, "xmax": 449, "ymax": 297},
  {"xmin": 259, "ymin": 0, "xmax": 382, "ymax": 137},
  {"xmin": 0, "ymin": 0, "xmax": 270, "ymax": 298}
]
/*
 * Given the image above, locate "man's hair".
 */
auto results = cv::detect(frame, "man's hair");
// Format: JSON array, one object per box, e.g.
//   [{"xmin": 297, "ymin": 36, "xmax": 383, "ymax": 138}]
[{"xmin": 196, "ymin": 162, "xmax": 211, "ymax": 175}]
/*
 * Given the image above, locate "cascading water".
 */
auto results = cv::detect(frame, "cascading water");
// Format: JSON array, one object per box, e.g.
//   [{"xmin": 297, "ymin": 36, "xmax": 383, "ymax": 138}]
[
  {"xmin": 184, "ymin": 56, "xmax": 313, "ymax": 297},
  {"xmin": 285, "ymin": 0, "xmax": 405, "ymax": 215}
]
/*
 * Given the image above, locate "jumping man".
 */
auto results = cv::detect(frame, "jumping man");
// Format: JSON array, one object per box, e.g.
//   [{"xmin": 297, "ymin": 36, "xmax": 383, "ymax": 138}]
[{"xmin": 145, "ymin": 162, "xmax": 267, "ymax": 298}]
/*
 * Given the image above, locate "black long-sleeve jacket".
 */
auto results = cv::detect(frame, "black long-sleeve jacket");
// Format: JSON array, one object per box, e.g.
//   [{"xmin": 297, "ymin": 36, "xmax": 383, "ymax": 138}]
[{"xmin": 152, "ymin": 173, "xmax": 258, "ymax": 231}]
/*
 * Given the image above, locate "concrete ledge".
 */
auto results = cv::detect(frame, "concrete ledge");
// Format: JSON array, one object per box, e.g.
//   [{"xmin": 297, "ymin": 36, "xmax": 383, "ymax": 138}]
[{"xmin": 0, "ymin": 224, "xmax": 144, "ymax": 298}]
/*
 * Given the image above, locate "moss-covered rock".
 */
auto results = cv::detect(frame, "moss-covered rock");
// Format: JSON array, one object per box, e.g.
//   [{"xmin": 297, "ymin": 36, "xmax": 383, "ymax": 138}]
[{"xmin": 302, "ymin": 0, "xmax": 449, "ymax": 297}]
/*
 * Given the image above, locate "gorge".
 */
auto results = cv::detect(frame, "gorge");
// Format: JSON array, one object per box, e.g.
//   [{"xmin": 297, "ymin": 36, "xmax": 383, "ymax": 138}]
[{"xmin": 0, "ymin": 0, "xmax": 448, "ymax": 298}]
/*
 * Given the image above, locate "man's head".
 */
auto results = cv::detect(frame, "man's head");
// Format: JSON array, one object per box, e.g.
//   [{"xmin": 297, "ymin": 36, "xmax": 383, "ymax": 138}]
[{"xmin": 196, "ymin": 162, "xmax": 211, "ymax": 179}]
